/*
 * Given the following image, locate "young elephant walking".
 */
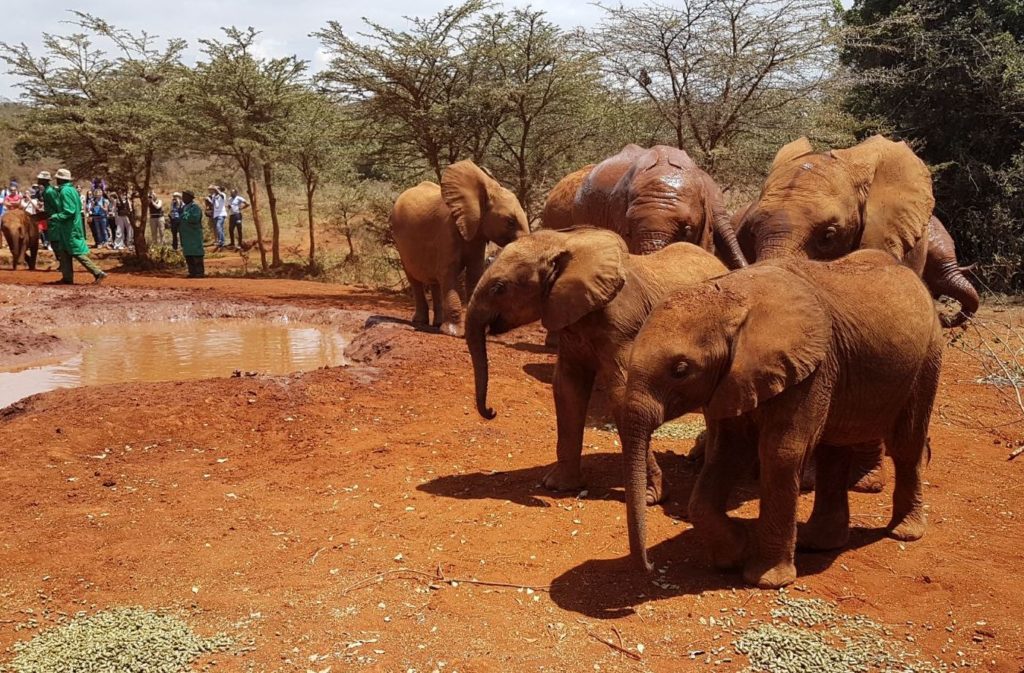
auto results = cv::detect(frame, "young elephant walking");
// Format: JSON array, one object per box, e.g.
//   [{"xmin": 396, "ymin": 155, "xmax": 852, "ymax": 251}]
[
  {"xmin": 620, "ymin": 250, "xmax": 943, "ymax": 587},
  {"xmin": 466, "ymin": 227, "xmax": 727, "ymax": 502},
  {"xmin": 391, "ymin": 161, "xmax": 529, "ymax": 337}
]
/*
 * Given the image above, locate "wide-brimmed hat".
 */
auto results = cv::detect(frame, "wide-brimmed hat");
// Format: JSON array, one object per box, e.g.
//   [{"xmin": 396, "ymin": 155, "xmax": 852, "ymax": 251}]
[
  {"xmin": 172, "ymin": 191, "xmax": 182, "ymax": 197},
  {"xmin": 36, "ymin": 171, "xmax": 51, "ymax": 180},
  {"xmin": 207, "ymin": 184, "xmax": 218, "ymax": 191},
  {"xmin": 55, "ymin": 168, "xmax": 72, "ymax": 180},
  {"xmin": 182, "ymin": 189, "xmax": 195, "ymax": 199}
]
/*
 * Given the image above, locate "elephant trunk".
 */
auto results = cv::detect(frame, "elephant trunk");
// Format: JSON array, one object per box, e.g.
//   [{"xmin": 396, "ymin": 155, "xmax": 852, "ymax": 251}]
[
  {"xmin": 466, "ymin": 306, "xmax": 497, "ymax": 419},
  {"xmin": 620, "ymin": 397, "xmax": 662, "ymax": 573},
  {"xmin": 937, "ymin": 262, "xmax": 980, "ymax": 328},
  {"xmin": 713, "ymin": 216, "xmax": 748, "ymax": 269},
  {"xmin": 634, "ymin": 230, "xmax": 672, "ymax": 255}
]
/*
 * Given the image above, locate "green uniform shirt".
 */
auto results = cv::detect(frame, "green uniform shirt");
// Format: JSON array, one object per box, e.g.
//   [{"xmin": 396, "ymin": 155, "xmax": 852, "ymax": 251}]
[
  {"xmin": 50, "ymin": 183, "xmax": 89, "ymax": 256},
  {"xmin": 41, "ymin": 185, "xmax": 62, "ymax": 252},
  {"xmin": 179, "ymin": 202, "xmax": 205, "ymax": 257}
]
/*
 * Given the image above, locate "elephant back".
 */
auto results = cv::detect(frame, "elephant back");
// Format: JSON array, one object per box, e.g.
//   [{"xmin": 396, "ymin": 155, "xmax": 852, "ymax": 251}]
[
  {"xmin": 542, "ymin": 164, "xmax": 595, "ymax": 230},
  {"xmin": 572, "ymin": 144, "xmax": 645, "ymax": 234}
]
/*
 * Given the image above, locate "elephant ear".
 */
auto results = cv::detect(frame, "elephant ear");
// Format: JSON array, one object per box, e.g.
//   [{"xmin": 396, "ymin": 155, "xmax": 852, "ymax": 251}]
[
  {"xmin": 831, "ymin": 135, "xmax": 934, "ymax": 260},
  {"xmin": 542, "ymin": 228, "xmax": 628, "ymax": 332},
  {"xmin": 706, "ymin": 265, "xmax": 831, "ymax": 419},
  {"xmin": 769, "ymin": 137, "xmax": 815, "ymax": 173},
  {"xmin": 441, "ymin": 160, "xmax": 492, "ymax": 241}
]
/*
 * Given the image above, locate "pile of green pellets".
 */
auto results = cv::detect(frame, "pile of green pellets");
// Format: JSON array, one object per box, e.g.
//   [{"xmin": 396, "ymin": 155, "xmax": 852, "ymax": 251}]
[{"xmin": 4, "ymin": 607, "xmax": 231, "ymax": 673}]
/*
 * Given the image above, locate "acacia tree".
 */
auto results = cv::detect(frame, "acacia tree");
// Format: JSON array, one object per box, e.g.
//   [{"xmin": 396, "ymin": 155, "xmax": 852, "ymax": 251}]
[
  {"xmin": 0, "ymin": 12, "xmax": 185, "ymax": 257},
  {"xmin": 185, "ymin": 27, "xmax": 305, "ymax": 269},
  {"xmin": 314, "ymin": 0, "xmax": 503, "ymax": 181},
  {"xmin": 843, "ymin": 0, "xmax": 1024, "ymax": 289},
  {"xmin": 473, "ymin": 8, "xmax": 615, "ymax": 219},
  {"xmin": 285, "ymin": 93, "xmax": 355, "ymax": 268},
  {"xmin": 587, "ymin": 0, "xmax": 841, "ymax": 174}
]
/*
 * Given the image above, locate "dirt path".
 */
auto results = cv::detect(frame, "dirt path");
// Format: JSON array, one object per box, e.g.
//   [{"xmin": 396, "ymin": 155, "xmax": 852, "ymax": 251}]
[{"xmin": 0, "ymin": 268, "xmax": 1022, "ymax": 672}]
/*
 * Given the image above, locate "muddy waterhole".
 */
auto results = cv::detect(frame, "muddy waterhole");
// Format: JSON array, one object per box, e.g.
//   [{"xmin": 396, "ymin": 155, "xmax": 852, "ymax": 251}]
[{"xmin": 0, "ymin": 319, "xmax": 348, "ymax": 407}]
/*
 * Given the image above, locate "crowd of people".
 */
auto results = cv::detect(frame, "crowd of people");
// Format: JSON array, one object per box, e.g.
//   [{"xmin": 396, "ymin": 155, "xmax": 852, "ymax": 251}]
[{"xmin": 1, "ymin": 175, "xmax": 251, "ymax": 281}]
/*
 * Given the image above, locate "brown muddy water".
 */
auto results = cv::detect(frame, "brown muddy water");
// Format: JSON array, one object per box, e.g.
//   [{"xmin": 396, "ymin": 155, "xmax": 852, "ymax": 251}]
[{"xmin": 0, "ymin": 319, "xmax": 348, "ymax": 408}]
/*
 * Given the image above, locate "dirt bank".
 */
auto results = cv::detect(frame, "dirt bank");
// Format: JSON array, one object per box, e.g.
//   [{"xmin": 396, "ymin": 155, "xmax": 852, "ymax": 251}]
[{"xmin": 0, "ymin": 269, "xmax": 1022, "ymax": 672}]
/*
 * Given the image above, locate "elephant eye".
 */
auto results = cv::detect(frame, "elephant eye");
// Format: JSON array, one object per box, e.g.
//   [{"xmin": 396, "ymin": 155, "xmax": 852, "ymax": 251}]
[
  {"xmin": 490, "ymin": 281, "xmax": 506, "ymax": 296},
  {"xmin": 823, "ymin": 225, "xmax": 838, "ymax": 241},
  {"xmin": 671, "ymin": 360, "xmax": 690, "ymax": 379}
]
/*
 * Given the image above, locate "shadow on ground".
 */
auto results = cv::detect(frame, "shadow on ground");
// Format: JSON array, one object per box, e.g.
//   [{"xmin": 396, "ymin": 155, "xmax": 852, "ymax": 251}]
[{"xmin": 547, "ymin": 525, "xmax": 890, "ymax": 619}]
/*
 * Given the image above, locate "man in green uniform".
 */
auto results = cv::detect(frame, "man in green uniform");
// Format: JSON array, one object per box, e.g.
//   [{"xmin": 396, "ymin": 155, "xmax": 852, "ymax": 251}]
[
  {"xmin": 179, "ymin": 190, "xmax": 205, "ymax": 278},
  {"xmin": 49, "ymin": 169, "xmax": 106, "ymax": 284}
]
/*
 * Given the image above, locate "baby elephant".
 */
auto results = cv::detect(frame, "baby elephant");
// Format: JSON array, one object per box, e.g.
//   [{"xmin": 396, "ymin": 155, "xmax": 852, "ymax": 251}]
[
  {"xmin": 620, "ymin": 250, "xmax": 943, "ymax": 587},
  {"xmin": 466, "ymin": 227, "xmax": 727, "ymax": 502}
]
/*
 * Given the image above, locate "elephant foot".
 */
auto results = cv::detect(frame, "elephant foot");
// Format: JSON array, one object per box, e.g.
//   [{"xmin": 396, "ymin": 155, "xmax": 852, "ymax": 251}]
[
  {"xmin": 541, "ymin": 463, "xmax": 585, "ymax": 493},
  {"xmin": 646, "ymin": 470, "xmax": 664, "ymax": 506},
  {"xmin": 440, "ymin": 320, "xmax": 464, "ymax": 338},
  {"xmin": 797, "ymin": 518, "xmax": 850, "ymax": 551},
  {"xmin": 688, "ymin": 431, "xmax": 706, "ymax": 463},
  {"xmin": 411, "ymin": 311, "xmax": 429, "ymax": 325},
  {"xmin": 888, "ymin": 512, "xmax": 927, "ymax": 541},
  {"xmin": 743, "ymin": 558, "xmax": 796, "ymax": 589},
  {"xmin": 850, "ymin": 463, "xmax": 886, "ymax": 493},
  {"xmin": 707, "ymin": 518, "xmax": 747, "ymax": 570}
]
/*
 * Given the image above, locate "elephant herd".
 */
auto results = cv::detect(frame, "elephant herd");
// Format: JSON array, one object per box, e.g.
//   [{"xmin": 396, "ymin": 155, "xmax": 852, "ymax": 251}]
[{"xmin": 389, "ymin": 135, "xmax": 973, "ymax": 588}]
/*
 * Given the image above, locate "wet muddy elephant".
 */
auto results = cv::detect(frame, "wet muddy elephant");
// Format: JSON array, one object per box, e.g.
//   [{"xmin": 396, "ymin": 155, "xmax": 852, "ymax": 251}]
[
  {"xmin": 466, "ymin": 227, "xmax": 727, "ymax": 502},
  {"xmin": 620, "ymin": 251, "xmax": 943, "ymax": 588},
  {"xmin": 734, "ymin": 135, "xmax": 978, "ymax": 326},
  {"xmin": 1, "ymin": 208, "xmax": 39, "ymax": 270},
  {"xmin": 390, "ymin": 161, "xmax": 529, "ymax": 337},
  {"xmin": 541, "ymin": 146, "xmax": 747, "ymax": 269}
]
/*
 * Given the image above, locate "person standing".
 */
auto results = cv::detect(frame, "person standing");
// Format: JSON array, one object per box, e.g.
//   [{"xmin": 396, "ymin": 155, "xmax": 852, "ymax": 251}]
[
  {"xmin": 207, "ymin": 184, "xmax": 226, "ymax": 250},
  {"xmin": 36, "ymin": 172, "xmax": 54, "ymax": 252},
  {"xmin": 227, "ymin": 188, "xmax": 248, "ymax": 249},
  {"xmin": 179, "ymin": 190, "xmax": 205, "ymax": 278},
  {"xmin": 49, "ymin": 169, "xmax": 106, "ymax": 284},
  {"xmin": 88, "ymin": 189, "xmax": 110, "ymax": 248},
  {"xmin": 110, "ymin": 192, "xmax": 131, "ymax": 250},
  {"xmin": 168, "ymin": 192, "xmax": 183, "ymax": 251},
  {"xmin": 148, "ymin": 191, "xmax": 165, "ymax": 247}
]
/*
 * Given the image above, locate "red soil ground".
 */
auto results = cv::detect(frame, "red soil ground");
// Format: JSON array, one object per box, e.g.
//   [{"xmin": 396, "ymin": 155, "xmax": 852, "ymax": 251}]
[{"xmin": 0, "ymin": 267, "xmax": 1022, "ymax": 672}]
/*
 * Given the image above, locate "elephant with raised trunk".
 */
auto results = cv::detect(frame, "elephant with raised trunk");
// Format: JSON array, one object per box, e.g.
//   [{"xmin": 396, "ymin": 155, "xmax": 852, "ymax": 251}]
[
  {"xmin": 391, "ymin": 160, "xmax": 529, "ymax": 337},
  {"xmin": 1, "ymin": 208, "xmax": 39, "ymax": 271},
  {"xmin": 620, "ymin": 251, "xmax": 943, "ymax": 588},
  {"xmin": 734, "ymin": 135, "xmax": 978, "ymax": 326},
  {"xmin": 542, "ymin": 146, "xmax": 747, "ymax": 269},
  {"xmin": 466, "ymin": 227, "xmax": 727, "ymax": 501}
]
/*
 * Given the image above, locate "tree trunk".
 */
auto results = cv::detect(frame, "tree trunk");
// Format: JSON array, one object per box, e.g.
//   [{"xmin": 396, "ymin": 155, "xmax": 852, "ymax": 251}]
[
  {"xmin": 133, "ymin": 155, "xmax": 153, "ymax": 257},
  {"xmin": 306, "ymin": 182, "xmax": 316, "ymax": 269},
  {"xmin": 263, "ymin": 162, "xmax": 282, "ymax": 267},
  {"xmin": 345, "ymin": 226, "xmax": 355, "ymax": 260},
  {"xmin": 241, "ymin": 164, "xmax": 268, "ymax": 271}
]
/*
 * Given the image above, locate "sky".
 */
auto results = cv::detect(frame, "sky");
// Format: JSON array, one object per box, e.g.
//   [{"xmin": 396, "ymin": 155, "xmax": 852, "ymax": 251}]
[{"xmin": 0, "ymin": 0, "xmax": 855, "ymax": 101}]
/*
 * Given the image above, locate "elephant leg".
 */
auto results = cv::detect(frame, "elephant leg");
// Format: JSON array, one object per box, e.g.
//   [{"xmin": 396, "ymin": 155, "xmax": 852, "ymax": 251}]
[
  {"xmin": 743, "ymin": 425, "xmax": 813, "ymax": 589},
  {"xmin": 430, "ymin": 283, "xmax": 443, "ymax": 328},
  {"xmin": 798, "ymin": 445, "xmax": 851, "ymax": 551},
  {"xmin": 465, "ymin": 251, "xmax": 485, "ymax": 301},
  {"xmin": 409, "ymin": 278, "xmax": 429, "ymax": 325},
  {"xmin": 543, "ymin": 356, "xmax": 595, "ymax": 493},
  {"xmin": 438, "ymin": 271, "xmax": 465, "ymax": 337},
  {"xmin": 688, "ymin": 417, "xmax": 756, "ymax": 569},
  {"xmin": 27, "ymin": 235, "xmax": 38, "ymax": 271},
  {"xmin": 888, "ymin": 351, "xmax": 940, "ymax": 541},
  {"xmin": 849, "ymin": 440, "xmax": 886, "ymax": 493}
]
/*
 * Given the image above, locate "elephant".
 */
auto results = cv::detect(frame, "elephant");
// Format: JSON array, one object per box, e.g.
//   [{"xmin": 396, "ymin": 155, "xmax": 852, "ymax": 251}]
[
  {"xmin": 734, "ymin": 135, "xmax": 978, "ymax": 324},
  {"xmin": 1, "ymin": 208, "xmax": 39, "ymax": 270},
  {"xmin": 391, "ymin": 160, "xmax": 529, "ymax": 337},
  {"xmin": 924, "ymin": 216, "xmax": 979, "ymax": 328},
  {"xmin": 619, "ymin": 250, "xmax": 943, "ymax": 588},
  {"xmin": 466, "ymin": 227, "xmax": 728, "ymax": 501},
  {"xmin": 541, "ymin": 146, "xmax": 747, "ymax": 269},
  {"xmin": 541, "ymin": 164, "xmax": 595, "ymax": 231}
]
